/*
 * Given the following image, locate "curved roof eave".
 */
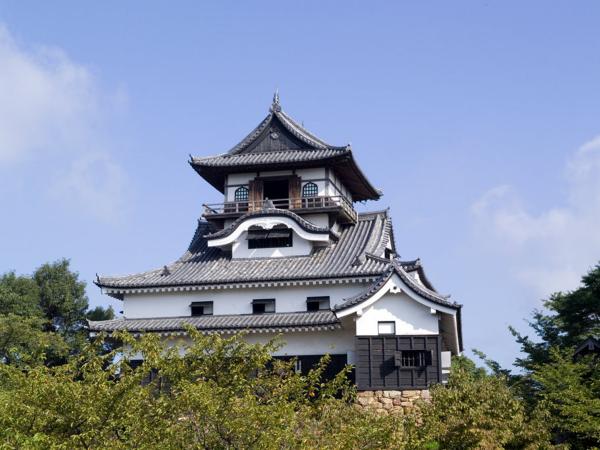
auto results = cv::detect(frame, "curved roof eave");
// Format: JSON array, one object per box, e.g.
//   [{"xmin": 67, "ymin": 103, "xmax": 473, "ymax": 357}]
[{"xmin": 203, "ymin": 208, "xmax": 335, "ymax": 241}]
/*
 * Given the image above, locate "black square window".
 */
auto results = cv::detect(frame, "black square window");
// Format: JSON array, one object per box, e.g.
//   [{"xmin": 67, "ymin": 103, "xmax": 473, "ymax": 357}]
[
  {"xmin": 252, "ymin": 299, "xmax": 275, "ymax": 314},
  {"xmin": 190, "ymin": 301, "xmax": 213, "ymax": 316},
  {"xmin": 306, "ymin": 296, "xmax": 330, "ymax": 311}
]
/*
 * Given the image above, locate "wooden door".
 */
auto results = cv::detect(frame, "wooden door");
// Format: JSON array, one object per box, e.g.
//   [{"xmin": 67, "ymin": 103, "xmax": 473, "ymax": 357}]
[
  {"xmin": 289, "ymin": 175, "xmax": 301, "ymax": 209},
  {"xmin": 249, "ymin": 179, "xmax": 263, "ymax": 211}
]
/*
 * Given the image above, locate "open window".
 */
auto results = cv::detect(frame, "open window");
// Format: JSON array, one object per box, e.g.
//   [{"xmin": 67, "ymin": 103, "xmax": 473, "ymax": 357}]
[
  {"xmin": 247, "ymin": 225, "xmax": 293, "ymax": 249},
  {"xmin": 190, "ymin": 301, "xmax": 213, "ymax": 316},
  {"xmin": 306, "ymin": 296, "xmax": 330, "ymax": 311},
  {"xmin": 252, "ymin": 299, "xmax": 275, "ymax": 314},
  {"xmin": 263, "ymin": 178, "xmax": 289, "ymax": 208}
]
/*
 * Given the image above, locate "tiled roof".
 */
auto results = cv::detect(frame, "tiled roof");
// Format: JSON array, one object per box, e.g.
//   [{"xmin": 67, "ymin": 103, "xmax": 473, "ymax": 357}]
[
  {"xmin": 96, "ymin": 210, "xmax": 394, "ymax": 292},
  {"xmin": 333, "ymin": 261, "xmax": 460, "ymax": 312},
  {"xmin": 189, "ymin": 96, "xmax": 381, "ymax": 201},
  {"xmin": 88, "ymin": 310, "xmax": 340, "ymax": 333},
  {"xmin": 204, "ymin": 208, "xmax": 333, "ymax": 240},
  {"xmin": 191, "ymin": 148, "xmax": 350, "ymax": 168}
]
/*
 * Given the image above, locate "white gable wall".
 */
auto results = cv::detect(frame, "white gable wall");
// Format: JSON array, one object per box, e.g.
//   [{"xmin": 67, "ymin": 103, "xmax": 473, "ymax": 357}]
[{"xmin": 355, "ymin": 292, "xmax": 439, "ymax": 336}]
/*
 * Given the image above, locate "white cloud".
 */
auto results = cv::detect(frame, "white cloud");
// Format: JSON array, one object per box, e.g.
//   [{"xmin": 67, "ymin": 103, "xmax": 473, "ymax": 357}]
[
  {"xmin": 471, "ymin": 136, "xmax": 600, "ymax": 297},
  {"xmin": 0, "ymin": 24, "xmax": 129, "ymax": 222}
]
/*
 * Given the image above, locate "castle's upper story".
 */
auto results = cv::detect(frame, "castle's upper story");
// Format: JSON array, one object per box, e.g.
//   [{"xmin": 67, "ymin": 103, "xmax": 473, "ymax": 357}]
[{"xmin": 190, "ymin": 92, "xmax": 381, "ymax": 229}]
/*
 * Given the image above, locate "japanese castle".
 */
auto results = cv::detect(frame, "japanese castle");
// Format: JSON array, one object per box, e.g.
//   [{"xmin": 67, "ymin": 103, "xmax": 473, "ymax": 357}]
[{"xmin": 91, "ymin": 94, "xmax": 463, "ymax": 391}]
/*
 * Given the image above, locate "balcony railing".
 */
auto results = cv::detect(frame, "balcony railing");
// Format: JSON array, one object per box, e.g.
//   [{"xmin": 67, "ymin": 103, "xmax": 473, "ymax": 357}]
[{"xmin": 202, "ymin": 195, "xmax": 357, "ymax": 222}]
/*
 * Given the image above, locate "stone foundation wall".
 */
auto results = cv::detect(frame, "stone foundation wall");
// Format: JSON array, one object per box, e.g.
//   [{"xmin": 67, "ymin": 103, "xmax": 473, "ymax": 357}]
[{"xmin": 355, "ymin": 389, "xmax": 430, "ymax": 415}]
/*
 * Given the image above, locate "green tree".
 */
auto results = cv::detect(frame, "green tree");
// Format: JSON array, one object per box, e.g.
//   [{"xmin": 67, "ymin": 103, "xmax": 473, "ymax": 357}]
[
  {"xmin": 418, "ymin": 357, "xmax": 552, "ymax": 450},
  {"xmin": 0, "ymin": 272, "xmax": 68, "ymax": 365},
  {"xmin": 512, "ymin": 262, "xmax": 600, "ymax": 371},
  {"xmin": 0, "ymin": 260, "xmax": 113, "ymax": 366},
  {"xmin": 86, "ymin": 305, "xmax": 115, "ymax": 321},
  {"xmin": 532, "ymin": 349, "xmax": 600, "ymax": 448},
  {"xmin": 33, "ymin": 259, "xmax": 90, "ymax": 333},
  {"xmin": 507, "ymin": 262, "xmax": 600, "ymax": 448},
  {"xmin": 0, "ymin": 330, "xmax": 413, "ymax": 449}
]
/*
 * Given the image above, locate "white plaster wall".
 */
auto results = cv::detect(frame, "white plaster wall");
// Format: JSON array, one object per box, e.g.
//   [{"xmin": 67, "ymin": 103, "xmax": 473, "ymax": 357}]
[
  {"xmin": 232, "ymin": 230, "xmax": 312, "ymax": 258},
  {"xmin": 244, "ymin": 326, "xmax": 355, "ymax": 357},
  {"xmin": 301, "ymin": 214, "xmax": 329, "ymax": 228},
  {"xmin": 296, "ymin": 168, "xmax": 325, "ymax": 180},
  {"xmin": 227, "ymin": 172, "xmax": 258, "ymax": 185},
  {"xmin": 125, "ymin": 326, "xmax": 356, "ymax": 361},
  {"xmin": 123, "ymin": 283, "xmax": 369, "ymax": 319},
  {"xmin": 355, "ymin": 292, "xmax": 439, "ymax": 336}
]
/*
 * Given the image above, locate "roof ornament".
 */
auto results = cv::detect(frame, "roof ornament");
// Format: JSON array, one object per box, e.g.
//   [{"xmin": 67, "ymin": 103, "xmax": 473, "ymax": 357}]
[
  {"xmin": 263, "ymin": 198, "xmax": 275, "ymax": 209},
  {"xmin": 161, "ymin": 265, "xmax": 171, "ymax": 276},
  {"xmin": 270, "ymin": 88, "xmax": 282, "ymax": 112}
]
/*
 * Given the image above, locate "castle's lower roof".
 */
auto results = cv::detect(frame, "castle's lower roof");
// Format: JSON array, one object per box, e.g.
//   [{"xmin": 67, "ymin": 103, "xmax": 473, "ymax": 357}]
[
  {"xmin": 96, "ymin": 210, "xmax": 395, "ymax": 295},
  {"xmin": 88, "ymin": 310, "xmax": 341, "ymax": 334}
]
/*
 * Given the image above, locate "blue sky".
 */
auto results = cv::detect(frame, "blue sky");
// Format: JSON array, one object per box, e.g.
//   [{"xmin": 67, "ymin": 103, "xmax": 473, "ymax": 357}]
[{"xmin": 1, "ymin": 1, "xmax": 599, "ymax": 368}]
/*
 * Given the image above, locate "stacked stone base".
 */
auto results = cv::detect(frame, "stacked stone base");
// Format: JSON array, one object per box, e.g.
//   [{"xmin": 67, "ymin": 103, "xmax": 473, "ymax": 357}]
[{"xmin": 355, "ymin": 389, "xmax": 430, "ymax": 415}]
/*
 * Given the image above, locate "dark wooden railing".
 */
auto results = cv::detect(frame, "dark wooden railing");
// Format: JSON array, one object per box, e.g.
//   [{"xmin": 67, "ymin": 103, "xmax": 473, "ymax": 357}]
[{"xmin": 202, "ymin": 195, "xmax": 357, "ymax": 222}]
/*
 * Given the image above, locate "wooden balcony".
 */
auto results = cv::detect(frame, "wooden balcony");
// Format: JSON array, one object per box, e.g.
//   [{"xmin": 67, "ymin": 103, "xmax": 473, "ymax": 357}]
[{"xmin": 202, "ymin": 195, "xmax": 357, "ymax": 223}]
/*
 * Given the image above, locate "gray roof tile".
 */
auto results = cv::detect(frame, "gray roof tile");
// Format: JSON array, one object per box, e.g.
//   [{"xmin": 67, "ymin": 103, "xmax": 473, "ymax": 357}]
[
  {"xmin": 96, "ymin": 211, "xmax": 393, "ymax": 291},
  {"xmin": 88, "ymin": 310, "xmax": 340, "ymax": 333}
]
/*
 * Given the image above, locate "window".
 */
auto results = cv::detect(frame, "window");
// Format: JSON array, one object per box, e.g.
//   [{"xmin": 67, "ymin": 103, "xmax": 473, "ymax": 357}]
[
  {"xmin": 234, "ymin": 186, "xmax": 249, "ymax": 202},
  {"xmin": 252, "ymin": 299, "xmax": 275, "ymax": 314},
  {"xmin": 302, "ymin": 182, "xmax": 318, "ymax": 198},
  {"xmin": 190, "ymin": 301, "xmax": 213, "ymax": 316},
  {"xmin": 395, "ymin": 350, "xmax": 432, "ymax": 368},
  {"xmin": 247, "ymin": 225, "xmax": 293, "ymax": 249},
  {"xmin": 306, "ymin": 296, "xmax": 330, "ymax": 311},
  {"xmin": 377, "ymin": 321, "xmax": 396, "ymax": 335}
]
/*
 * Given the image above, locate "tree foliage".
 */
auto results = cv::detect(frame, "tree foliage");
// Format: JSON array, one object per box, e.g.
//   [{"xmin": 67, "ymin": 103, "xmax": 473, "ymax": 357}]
[
  {"xmin": 0, "ymin": 330, "xmax": 552, "ymax": 449},
  {"xmin": 505, "ymin": 262, "xmax": 600, "ymax": 449},
  {"xmin": 419, "ymin": 357, "xmax": 552, "ymax": 450},
  {"xmin": 0, "ymin": 330, "xmax": 413, "ymax": 449},
  {"xmin": 0, "ymin": 260, "xmax": 113, "ymax": 366}
]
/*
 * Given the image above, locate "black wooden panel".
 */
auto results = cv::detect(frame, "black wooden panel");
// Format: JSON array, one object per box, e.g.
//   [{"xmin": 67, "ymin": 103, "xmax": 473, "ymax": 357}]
[
  {"xmin": 274, "ymin": 354, "xmax": 348, "ymax": 381},
  {"xmin": 356, "ymin": 335, "xmax": 441, "ymax": 390}
]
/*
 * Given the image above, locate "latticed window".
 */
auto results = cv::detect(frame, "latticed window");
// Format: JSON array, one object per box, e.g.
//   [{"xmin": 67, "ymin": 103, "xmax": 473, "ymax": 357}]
[
  {"xmin": 302, "ymin": 182, "xmax": 318, "ymax": 198},
  {"xmin": 395, "ymin": 350, "xmax": 432, "ymax": 368},
  {"xmin": 234, "ymin": 186, "xmax": 249, "ymax": 202}
]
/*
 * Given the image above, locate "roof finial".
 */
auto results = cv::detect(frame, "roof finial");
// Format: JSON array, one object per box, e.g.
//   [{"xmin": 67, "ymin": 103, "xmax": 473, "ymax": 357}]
[{"xmin": 270, "ymin": 88, "xmax": 281, "ymax": 112}]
